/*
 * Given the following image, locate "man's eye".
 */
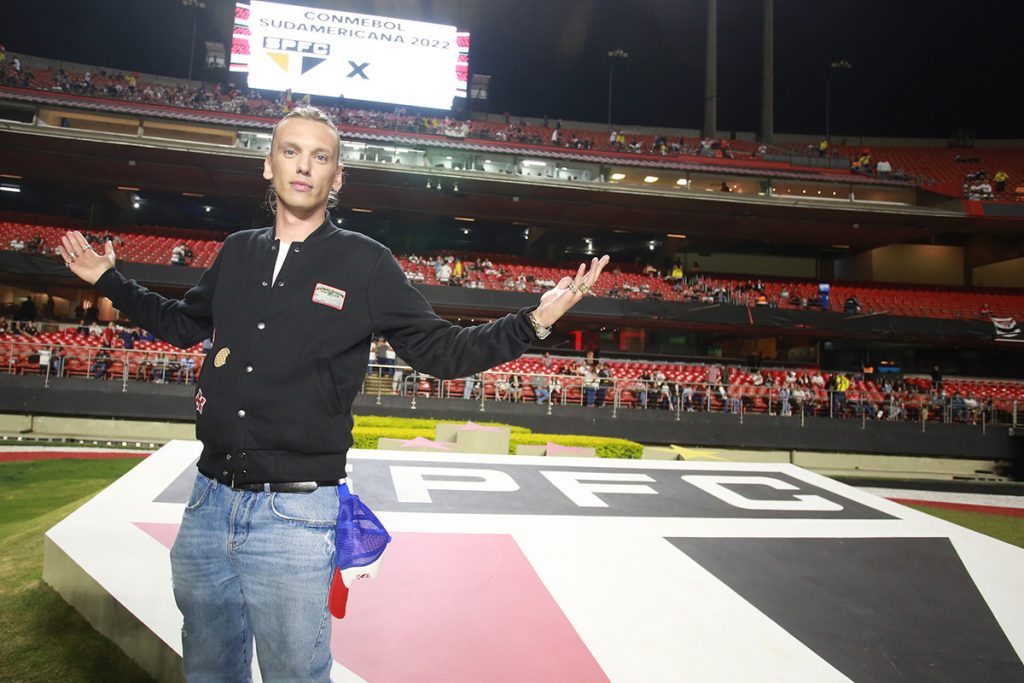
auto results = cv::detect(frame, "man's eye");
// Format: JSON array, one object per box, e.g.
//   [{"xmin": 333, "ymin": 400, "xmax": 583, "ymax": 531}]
[
  {"xmin": 315, "ymin": 154, "xmax": 328, "ymax": 163},
  {"xmin": 283, "ymin": 149, "xmax": 296, "ymax": 156}
]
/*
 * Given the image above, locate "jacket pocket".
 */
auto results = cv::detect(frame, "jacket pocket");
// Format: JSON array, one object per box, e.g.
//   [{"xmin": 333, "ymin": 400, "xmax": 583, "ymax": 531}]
[{"xmin": 317, "ymin": 357, "xmax": 343, "ymax": 416}]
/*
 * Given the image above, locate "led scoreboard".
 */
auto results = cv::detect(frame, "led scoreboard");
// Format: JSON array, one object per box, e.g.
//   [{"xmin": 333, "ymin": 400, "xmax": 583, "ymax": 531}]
[{"xmin": 230, "ymin": 1, "xmax": 469, "ymax": 110}]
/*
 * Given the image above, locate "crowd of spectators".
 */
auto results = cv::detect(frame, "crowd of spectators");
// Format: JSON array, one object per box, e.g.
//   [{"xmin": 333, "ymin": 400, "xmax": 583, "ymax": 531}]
[{"xmin": 1, "ymin": 312, "xmax": 1013, "ymax": 426}]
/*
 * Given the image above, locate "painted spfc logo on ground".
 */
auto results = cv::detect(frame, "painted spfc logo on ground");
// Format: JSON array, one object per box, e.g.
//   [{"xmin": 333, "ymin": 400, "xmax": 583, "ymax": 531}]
[{"xmin": 44, "ymin": 445, "xmax": 1024, "ymax": 682}]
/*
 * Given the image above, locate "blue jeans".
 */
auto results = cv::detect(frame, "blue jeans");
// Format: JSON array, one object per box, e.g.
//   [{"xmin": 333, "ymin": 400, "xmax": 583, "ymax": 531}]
[{"xmin": 170, "ymin": 473, "xmax": 339, "ymax": 682}]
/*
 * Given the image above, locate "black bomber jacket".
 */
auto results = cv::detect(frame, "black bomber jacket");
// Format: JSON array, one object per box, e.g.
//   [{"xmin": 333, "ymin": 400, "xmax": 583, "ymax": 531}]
[{"xmin": 95, "ymin": 216, "xmax": 536, "ymax": 485}]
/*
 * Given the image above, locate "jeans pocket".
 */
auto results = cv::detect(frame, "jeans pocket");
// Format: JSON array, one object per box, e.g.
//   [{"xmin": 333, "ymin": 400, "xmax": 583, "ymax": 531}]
[
  {"xmin": 269, "ymin": 488, "xmax": 340, "ymax": 528},
  {"xmin": 185, "ymin": 473, "xmax": 215, "ymax": 511}
]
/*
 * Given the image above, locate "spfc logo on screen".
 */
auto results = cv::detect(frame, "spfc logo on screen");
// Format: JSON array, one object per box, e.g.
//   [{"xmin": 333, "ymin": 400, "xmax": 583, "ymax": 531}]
[{"xmin": 262, "ymin": 37, "xmax": 330, "ymax": 75}]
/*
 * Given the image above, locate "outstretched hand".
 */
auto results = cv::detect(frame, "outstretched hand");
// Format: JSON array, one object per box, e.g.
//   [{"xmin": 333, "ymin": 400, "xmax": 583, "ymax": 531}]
[
  {"xmin": 533, "ymin": 255, "xmax": 610, "ymax": 328},
  {"xmin": 56, "ymin": 231, "xmax": 116, "ymax": 285}
]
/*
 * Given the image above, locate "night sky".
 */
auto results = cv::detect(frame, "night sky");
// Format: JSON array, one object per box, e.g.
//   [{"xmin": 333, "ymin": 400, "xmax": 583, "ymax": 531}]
[{"xmin": 3, "ymin": 0, "xmax": 1019, "ymax": 139}]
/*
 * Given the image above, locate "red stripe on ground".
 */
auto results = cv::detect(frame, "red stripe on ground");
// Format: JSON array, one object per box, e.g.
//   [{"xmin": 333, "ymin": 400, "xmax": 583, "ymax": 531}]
[
  {"xmin": 890, "ymin": 498, "xmax": 1024, "ymax": 517},
  {"xmin": 0, "ymin": 451, "xmax": 149, "ymax": 462}
]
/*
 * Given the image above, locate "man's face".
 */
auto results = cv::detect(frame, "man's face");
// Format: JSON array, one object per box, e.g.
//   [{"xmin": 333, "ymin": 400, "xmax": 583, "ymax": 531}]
[{"xmin": 263, "ymin": 118, "xmax": 343, "ymax": 215}]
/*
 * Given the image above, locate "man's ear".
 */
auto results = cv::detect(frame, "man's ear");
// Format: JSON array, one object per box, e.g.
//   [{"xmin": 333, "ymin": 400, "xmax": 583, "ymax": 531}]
[
  {"xmin": 263, "ymin": 155, "xmax": 273, "ymax": 181},
  {"xmin": 332, "ymin": 163, "xmax": 344, "ymax": 192}
]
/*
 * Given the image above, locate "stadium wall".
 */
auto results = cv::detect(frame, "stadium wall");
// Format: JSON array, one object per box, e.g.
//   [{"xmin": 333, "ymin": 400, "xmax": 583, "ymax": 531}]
[
  {"xmin": 835, "ymin": 245, "xmax": 964, "ymax": 286},
  {"xmin": 676, "ymin": 252, "xmax": 818, "ymax": 279},
  {"xmin": 973, "ymin": 256, "xmax": 1024, "ymax": 289}
]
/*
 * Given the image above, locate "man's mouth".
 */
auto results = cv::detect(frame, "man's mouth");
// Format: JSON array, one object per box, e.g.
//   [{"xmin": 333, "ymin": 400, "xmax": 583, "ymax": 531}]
[{"xmin": 290, "ymin": 181, "xmax": 312, "ymax": 192}]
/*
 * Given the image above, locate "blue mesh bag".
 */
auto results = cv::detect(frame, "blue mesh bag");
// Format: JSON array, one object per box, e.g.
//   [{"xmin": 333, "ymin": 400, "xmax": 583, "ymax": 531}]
[
  {"xmin": 329, "ymin": 483, "xmax": 392, "ymax": 619},
  {"xmin": 335, "ymin": 483, "xmax": 391, "ymax": 569}
]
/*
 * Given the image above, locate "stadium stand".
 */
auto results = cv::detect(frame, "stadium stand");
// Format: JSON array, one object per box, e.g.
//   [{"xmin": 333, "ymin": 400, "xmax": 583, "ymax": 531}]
[
  {"xmin": 4, "ymin": 221, "xmax": 1024, "ymax": 320},
  {"xmin": 3, "ymin": 320, "xmax": 1019, "ymax": 425}
]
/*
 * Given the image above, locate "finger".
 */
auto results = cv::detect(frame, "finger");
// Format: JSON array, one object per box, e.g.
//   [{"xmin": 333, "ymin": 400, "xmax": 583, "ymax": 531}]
[
  {"xmin": 72, "ymin": 230, "xmax": 90, "ymax": 252},
  {"xmin": 55, "ymin": 244, "xmax": 72, "ymax": 265},
  {"xmin": 60, "ymin": 234, "xmax": 78, "ymax": 258}
]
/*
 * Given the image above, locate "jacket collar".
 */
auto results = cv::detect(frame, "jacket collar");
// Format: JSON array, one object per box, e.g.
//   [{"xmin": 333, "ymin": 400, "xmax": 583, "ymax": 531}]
[{"xmin": 264, "ymin": 212, "xmax": 341, "ymax": 245}]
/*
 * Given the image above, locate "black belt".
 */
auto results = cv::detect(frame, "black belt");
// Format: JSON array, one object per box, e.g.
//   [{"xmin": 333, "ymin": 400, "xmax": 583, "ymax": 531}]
[{"xmin": 230, "ymin": 479, "xmax": 345, "ymax": 493}]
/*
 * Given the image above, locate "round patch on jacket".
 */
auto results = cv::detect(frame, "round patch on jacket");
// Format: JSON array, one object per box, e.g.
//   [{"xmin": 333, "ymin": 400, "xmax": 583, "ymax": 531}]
[{"xmin": 214, "ymin": 348, "xmax": 230, "ymax": 368}]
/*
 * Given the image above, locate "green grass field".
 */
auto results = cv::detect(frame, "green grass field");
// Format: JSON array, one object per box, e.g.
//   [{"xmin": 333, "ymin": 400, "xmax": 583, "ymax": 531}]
[
  {"xmin": 0, "ymin": 459, "xmax": 155, "ymax": 683},
  {"xmin": 1, "ymin": 456, "xmax": 1022, "ymax": 682}
]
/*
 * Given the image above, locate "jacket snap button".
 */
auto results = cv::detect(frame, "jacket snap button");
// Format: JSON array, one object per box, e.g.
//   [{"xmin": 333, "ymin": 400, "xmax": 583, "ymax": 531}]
[
  {"xmin": 256, "ymin": 322, "xmax": 265, "ymax": 330},
  {"xmin": 237, "ymin": 409, "xmax": 246, "ymax": 418},
  {"xmin": 261, "ymin": 281, "xmax": 268, "ymax": 287},
  {"xmin": 245, "ymin": 365, "xmax": 253, "ymax": 373},
  {"xmin": 225, "ymin": 453, "xmax": 232, "ymax": 461},
  {"xmin": 276, "ymin": 281, "xmax": 284, "ymax": 287}
]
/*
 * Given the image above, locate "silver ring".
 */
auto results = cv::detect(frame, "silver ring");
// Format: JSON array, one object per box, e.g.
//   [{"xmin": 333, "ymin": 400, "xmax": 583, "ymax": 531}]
[
  {"xmin": 70, "ymin": 250, "xmax": 78, "ymax": 258},
  {"xmin": 579, "ymin": 282, "xmax": 591, "ymax": 294},
  {"xmin": 567, "ymin": 283, "xmax": 578, "ymax": 294}
]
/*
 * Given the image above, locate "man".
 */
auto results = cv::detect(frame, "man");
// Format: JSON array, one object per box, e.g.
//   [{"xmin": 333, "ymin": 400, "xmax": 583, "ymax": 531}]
[
  {"xmin": 58, "ymin": 106, "xmax": 608, "ymax": 682},
  {"xmin": 530, "ymin": 371, "xmax": 549, "ymax": 404}
]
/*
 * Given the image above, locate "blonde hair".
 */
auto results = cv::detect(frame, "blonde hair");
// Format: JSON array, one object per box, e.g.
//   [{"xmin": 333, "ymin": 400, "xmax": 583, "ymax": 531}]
[{"xmin": 265, "ymin": 106, "xmax": 343, "ymax": 214}]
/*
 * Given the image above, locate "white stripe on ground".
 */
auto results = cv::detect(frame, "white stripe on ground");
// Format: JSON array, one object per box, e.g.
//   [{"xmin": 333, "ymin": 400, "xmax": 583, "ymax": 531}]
[
  {"xmin": 862, "ymin": 487, "xmax": 1024, "ymax": 510},
  {"xmin": 0, "ymin": 445, "xmax": 152, "ymax": 454}
]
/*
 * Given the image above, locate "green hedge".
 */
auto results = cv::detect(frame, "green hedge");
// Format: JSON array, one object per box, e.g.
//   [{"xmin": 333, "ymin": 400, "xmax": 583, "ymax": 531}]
[
  {"xmin": 353, "ymin": 415, "xmax": 532, "ymax": 434},
  {"xmin": 350, "ymin": 418, "xmax": 642, "ymax": 459},
  {"xmin": 510, "ymin": 433, "xmax": 643, "ymax": 459},
  {"xmin": 351, "ymin": 426, "xmax": 436, "ymax": 450}
]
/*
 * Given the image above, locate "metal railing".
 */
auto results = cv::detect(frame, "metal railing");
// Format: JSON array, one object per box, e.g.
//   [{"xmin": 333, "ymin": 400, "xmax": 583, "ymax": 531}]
[{"xmin": 3, "ymin": 341, "xmax": 1017, "ymax": 429}]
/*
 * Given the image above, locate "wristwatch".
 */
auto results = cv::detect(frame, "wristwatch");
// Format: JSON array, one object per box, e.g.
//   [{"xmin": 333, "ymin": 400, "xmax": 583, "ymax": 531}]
[{"xmin": 527, "ymin": 310, "xmax": 553, "ymax": 339}]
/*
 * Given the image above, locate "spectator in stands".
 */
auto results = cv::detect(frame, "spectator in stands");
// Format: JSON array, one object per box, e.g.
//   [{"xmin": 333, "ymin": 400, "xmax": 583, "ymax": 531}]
[
  {"xmin": 843, "ymin": 295, "xmax": 861, "ymax": 314},
  {"xmin": 818, "ymin": 139, "xmax": 828, "ymax": 157},
  {"xmin": 595, "ymin": 363, "xmax": 614, "ymax": 407},
  {"xmin": 875, "ymin": 160, "xmax": 892, "ymax": 177},
  {"xmin": 831, "ymin": 372, "xmax": 850, "ymax": 417},
  {"xmin": 438, "ymin": 260, "xmax": 452, "ymax": 284},
  {"xmin": 668, "ymin": 262, "xmax": 684, "ymax": 291},
  {"xmin": 37, "ymin": 346, "xmax": 52, "ymax": 374},
  {"xmin": 582, "ymin": 362, "xmax": 600, "ymax": 407},
  {"xmin": 493, "ymin": 373, "xmax": 510, "ymax": 401},
  {"xmin": 102, "ymin": 322, "xmax": 116, "ymax": 347},
  {"xmin": 530, "ymin": 371, "xmax": 550, "ymax": 404},
  {"xmin": 930, "ymin": 365, "xmax": 943, "ymax": 393},
  {"xmin": 462, "ymin": 372, "xmax": 477, "ymax": 400},
  {"xmin": 706, "ymin": 363, "xmax": 722, "ymax": 392},
  {"xmin": 979, "ymin": 302, "xmax": 992, "ymax": 320},
  {"xmin": 137, "ymin": 352, "xmax": 153, "ymax": 382},
  {"xmin": 9, "ymin": 237, "xmax": 25, "ymax": 251},
  {"xmin": 509, "ymin": 372, "xmax": 523, "ymax": 403},
  {"xmin": 951, "ymin": 392, "xmax": 968, "ymax": 422},
  {"xmin": 91, "ymin": 347, "xmax": 112, "ymax": 379},
  {"xmin": 52, "ymin": 346, "xmax": 66, "ymax": 378},
  {"xmin": 152, "ymin": 352, "xmax": 170, "ymax": 383},
  {"xmin": 17, "ymin": 297, "xmax": 36, "ymax": 321},
  {"xmin": 994, "ymin": 171, "xmax": 1009, "ymax": 193},
  {"xmin": 634, "ymin": 370, "xmax": 652, "ymax": 409},
  {"xmin": 179, "ymin": 354, "xmax": 196, "ymax": 383}
]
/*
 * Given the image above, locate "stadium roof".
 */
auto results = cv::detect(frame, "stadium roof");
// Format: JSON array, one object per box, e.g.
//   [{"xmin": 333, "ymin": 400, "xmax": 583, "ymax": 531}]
[{"xmin": 3, "ymin": 0, "xmax": 1020, "ymax": 139}]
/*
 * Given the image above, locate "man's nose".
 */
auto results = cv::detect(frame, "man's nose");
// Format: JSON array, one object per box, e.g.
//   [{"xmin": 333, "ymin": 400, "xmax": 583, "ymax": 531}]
[{"xmin": 297, "ymin": 154, "xmax": 312, "ymax": 175}]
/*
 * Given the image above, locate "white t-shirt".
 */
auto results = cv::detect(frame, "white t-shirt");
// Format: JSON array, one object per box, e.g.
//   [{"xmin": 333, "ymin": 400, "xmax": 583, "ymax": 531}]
[{"xmin": 272, "ymin": 241, "xmax": 291, "ymax": 282}]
